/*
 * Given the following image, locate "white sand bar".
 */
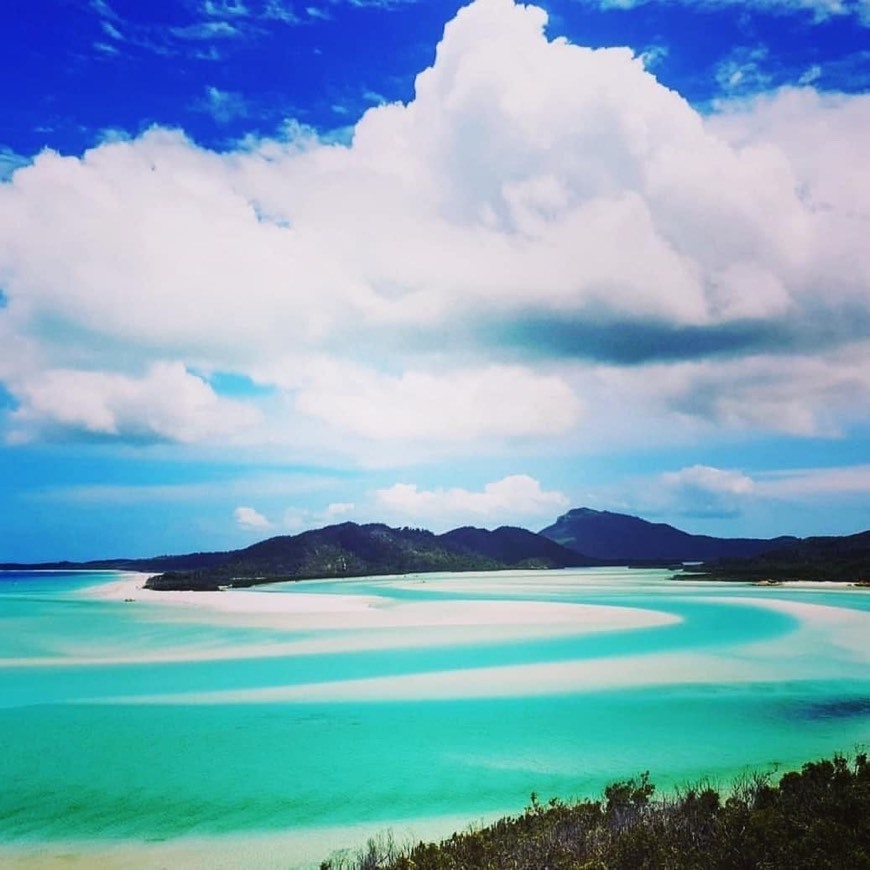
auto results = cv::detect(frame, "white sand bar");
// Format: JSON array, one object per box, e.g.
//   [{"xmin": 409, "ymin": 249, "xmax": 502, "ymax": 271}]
[
  {"xmin": 0, "ymin": 572, "xmax": 683, "ymax": 669},
  {"xmin": 81, "ymin": 575, "xmax": 677, "ymax": 630}
]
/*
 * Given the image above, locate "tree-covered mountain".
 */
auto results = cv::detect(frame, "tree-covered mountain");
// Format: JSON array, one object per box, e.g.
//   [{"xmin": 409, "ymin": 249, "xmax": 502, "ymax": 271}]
[
  {"xmin": 5, "ymin": 510, "xmax": 868, "ymax": 589},
  {"xmin": 686, "ymin": 529, "xmax": 870, "ymax": 583},
  {"xmin": 539, "ymin": 507, "xmax": 796, "ymax": 563},
  {"xmin": 440, "ymin": 525, "xmax": 592, "ymax": 567},
  {"xmin": 141, "ymin": 522, "xmax": 598, "ymax": 591}
]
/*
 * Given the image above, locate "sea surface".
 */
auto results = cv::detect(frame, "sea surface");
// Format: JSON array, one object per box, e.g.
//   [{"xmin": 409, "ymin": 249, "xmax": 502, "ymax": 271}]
[{"xmin": 1, "ymin": 567, "xmax": 869, "ymax": 867}]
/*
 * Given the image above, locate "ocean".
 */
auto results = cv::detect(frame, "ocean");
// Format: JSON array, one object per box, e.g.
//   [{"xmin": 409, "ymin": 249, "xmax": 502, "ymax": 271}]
[{"xmin": 1, "ymin": 567, "xmax": 869, "ymax": 867}]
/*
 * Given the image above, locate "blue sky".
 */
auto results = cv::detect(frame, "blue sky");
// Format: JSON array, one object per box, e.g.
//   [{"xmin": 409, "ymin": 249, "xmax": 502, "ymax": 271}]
[{"xmin": 1, "ymin": 0, "xmax": 869, "ymax": 561}]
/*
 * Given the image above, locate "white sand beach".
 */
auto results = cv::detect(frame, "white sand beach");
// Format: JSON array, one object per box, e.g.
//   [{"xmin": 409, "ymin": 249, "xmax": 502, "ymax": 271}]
[{"xmin": 65, "ymin": 572, "xmax": 681, "ymax": 653}]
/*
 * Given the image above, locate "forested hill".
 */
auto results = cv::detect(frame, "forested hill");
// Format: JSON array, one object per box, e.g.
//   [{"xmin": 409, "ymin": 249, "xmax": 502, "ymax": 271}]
[
  {"xmin": 142, "ymin": 522, "xmax": 597, "ymax": 591},
  {"xmin": 5, "ymin": 509, "xmax": 868, "ymax": 589},
  {"xmin": 540, "ymin": 507, "xmax": 796, "ymax": 562},
  {"xmin": 685, "ymin": 529, "xmax": 870, "ymax": 583}
]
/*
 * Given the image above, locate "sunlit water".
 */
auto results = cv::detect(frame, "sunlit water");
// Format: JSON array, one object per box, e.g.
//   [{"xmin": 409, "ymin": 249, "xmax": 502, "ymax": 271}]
[{"xmin": 2, "ymin": 568, "xmax": 869, "ymax": 867}]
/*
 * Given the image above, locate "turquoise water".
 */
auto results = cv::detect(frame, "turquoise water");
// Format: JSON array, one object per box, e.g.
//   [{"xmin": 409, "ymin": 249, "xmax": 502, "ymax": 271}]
[{"xmin": 1, "ymin": 568, "xmax": 869, "ymax": 864}]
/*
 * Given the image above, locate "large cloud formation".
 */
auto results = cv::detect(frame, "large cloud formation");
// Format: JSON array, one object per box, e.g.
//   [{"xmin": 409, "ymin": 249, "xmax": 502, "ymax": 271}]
[{"xmin": 0, "ymin": 0, "xmax": 867, "ymax": 456}]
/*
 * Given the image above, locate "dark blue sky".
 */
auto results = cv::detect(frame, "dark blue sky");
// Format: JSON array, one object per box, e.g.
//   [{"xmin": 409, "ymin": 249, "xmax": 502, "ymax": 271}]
[{"xmin": 4, "ymin": 0, "xmax": 867, "ymax": 158}]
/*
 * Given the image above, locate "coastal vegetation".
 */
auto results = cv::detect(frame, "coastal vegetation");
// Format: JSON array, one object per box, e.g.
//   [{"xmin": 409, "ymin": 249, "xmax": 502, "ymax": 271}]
[
  {"xmin": 143, "ymin": 522, "xmax": 595, "ymax": 591},
  {"xmin": 321, "ymin": 753, "xmax": 870, "ymax": 869},
  {"xmin": 685, "ymin": 530, "xmax": 870, "ymax": 584},
  {"xmin": 4, "ymin": 509, "xmax": 869, "ymax": 589}
]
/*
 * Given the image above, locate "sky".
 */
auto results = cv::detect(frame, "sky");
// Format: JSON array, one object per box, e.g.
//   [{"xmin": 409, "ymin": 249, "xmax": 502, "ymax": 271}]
[{"xmin": 1, "ymin": 0, "xmax": 869, "ymax": 561}]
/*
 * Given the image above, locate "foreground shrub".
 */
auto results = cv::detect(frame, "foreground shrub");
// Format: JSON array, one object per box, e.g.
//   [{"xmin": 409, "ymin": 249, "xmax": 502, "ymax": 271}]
[{"xmin": 320, "ymin": 753, "xmax": 870, "ymax": 869}]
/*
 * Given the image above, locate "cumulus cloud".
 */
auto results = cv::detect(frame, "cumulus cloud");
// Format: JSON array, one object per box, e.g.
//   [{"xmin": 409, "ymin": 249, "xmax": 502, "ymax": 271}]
[
  {"xmin": 1, "ymin": 0, "xmax": 868, "ymax": 457},
  {"xmin": 234, "ymin": 505, "xmax": 272, "ymax": 530},
  {"xmin": 374, "ymin": 474, "xmax": 569, "ymax": 529},
  {"xmin": 8, "ymin": 362, "xmax": 261, "ymax": 444}
]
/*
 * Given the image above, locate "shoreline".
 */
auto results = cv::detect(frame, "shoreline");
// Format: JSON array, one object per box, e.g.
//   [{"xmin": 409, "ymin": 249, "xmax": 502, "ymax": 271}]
[{"xmin": 0, "ymin": 809, "xmax": 508, "ymax": 870}]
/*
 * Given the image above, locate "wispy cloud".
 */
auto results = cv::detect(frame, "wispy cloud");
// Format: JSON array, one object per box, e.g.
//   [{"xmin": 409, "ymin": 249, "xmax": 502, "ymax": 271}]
[
  {"xmin": 100, "ymin": 20, "xmax": 125, "ymax": 41},
  {"xmin": 715, "ymin": 45, "xmax": 772, "ymax": 94},
  {"xmin": 262, "ymin": 0, "xmax": 302, "ymax": 22},
  {"xmin": 755, "ymin": 465, "xmax": 870, "ymax": 497},
  {"xmin": 658, "ymin": 465, "xmax": 756, "ymax": 518},
  {"xmin": 199, "ymin": 86, "xmax": 249, "ymax": 123},
  {"xmin": 584, "ymin": 0, "xmax": 868, "ymax": 26},
  {"xmin": 170, "ymin": 21, "xmax": 243, "ymax": 40},
  {"xmin": 203, "ymin": 0, "xmax": 251, "ymax": 17},
  {"xmin": 90, "ymin": 0, "xmax": 121, "ymax": 21},
  {"xmin": 586, "ymin": 462, "xmax": 870, "ymax": 526}
]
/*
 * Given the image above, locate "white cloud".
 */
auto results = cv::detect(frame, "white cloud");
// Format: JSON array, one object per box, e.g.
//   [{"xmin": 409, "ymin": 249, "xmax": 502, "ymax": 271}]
[
  {"xmin": 263, "ymin": 0, "xmax": 302, "ymax": 21},
  {"xmin": 586, "ymin": 462, "xmax": 870, "ymax": 527},
  {"xmin": 374, "ymin": 474, "xmax": 569, "ymax": 529},
  {"xmin": 662, "ymin": 465, "xmax": 755, "ymax": 495},
  {"xmin": 294, "ymin": 363, "xmax": 582, "ymax": 441},
  {"xmin": 583, "ymin": 339, "xmax": 870, "ymax": 441},
  {"xmin": 658, "ymin": 464, "xmax": 755, "ymax": 517},
  {"xmin": 170, "ymin": 21, "xmax": 241, "ymax": 39},
  {"xmin": 715, "ymin": 46, "xmax": 772, "ymax": 94},
  {"xmin": 1, "ymin": 0, "xmax": 869, "ymax": 458},
  {"xmin": 101, "ymin": 20, "xmax": 124, "ymax": 40},
  {"xmin": 585, "ymin": 464, "xmax": 758, "ymax": 520},
  {"xmin": 8, "ymin": 362, "xmax": 261, "ymax": 444},
  {"xmin": 203, "ymin": 0, "xmax": 250, "ymax": 17},
  {"xmin": 234, "ymin": 505, "xmax": 272, "ymax": 530}
]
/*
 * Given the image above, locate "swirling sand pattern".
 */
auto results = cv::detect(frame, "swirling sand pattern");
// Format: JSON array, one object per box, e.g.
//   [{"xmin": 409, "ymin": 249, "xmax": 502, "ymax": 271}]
[{"xmin": 1, "ymin": 568, "xmax": 869, "ymax": 867}]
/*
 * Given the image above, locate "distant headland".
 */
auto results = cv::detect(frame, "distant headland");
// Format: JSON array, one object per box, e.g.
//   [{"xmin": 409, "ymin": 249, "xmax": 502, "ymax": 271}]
[{"xmin": 2, "ymin": 508, "xmax": 868, "ymax": 590}]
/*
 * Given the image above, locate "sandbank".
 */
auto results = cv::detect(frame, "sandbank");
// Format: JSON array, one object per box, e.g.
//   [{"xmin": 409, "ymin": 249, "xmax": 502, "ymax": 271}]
[
  {"xmin": 97, "ymin": 648, "xmax": 790, "ymax": 706},
  {"xmin": 72, "ymin": 572, "xmax": 680, "ymax": 639},
  {"xmin": 712, "ymin": 595, "xmax": 870, "ymax": 663}
]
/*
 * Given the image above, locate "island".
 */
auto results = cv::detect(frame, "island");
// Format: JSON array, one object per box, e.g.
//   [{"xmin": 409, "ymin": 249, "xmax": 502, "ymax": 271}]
[{"xmin": 682, "ymin": 530, "xmax": 870, "ymax": 584}]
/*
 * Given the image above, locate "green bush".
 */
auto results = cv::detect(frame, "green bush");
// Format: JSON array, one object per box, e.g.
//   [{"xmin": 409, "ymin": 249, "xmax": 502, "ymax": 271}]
[{"xmin": 320, "ymin": 754, "xmax": 870, "ymax": 870}]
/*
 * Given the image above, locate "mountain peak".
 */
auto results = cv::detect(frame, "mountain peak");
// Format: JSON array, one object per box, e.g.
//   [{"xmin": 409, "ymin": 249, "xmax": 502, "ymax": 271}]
[{"xmin": 540, "ymin": 508, "xmax": 793, "ymax": 563}]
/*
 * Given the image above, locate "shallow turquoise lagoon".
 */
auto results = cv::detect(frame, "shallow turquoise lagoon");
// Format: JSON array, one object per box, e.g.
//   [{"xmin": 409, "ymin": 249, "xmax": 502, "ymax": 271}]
[{"xmin": 1, "ymin": 568, "xmax": 869, "ymax": 865}]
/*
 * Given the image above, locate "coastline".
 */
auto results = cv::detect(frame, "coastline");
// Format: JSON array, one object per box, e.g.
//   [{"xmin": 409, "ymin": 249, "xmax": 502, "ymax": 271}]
[
  {"xmin": 0, "ymin": 811, "xmax": 502, "ymax": 870},
  {"xmin": 4, "ymin": 569, "xmax": 870, "ymax": 867}
]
